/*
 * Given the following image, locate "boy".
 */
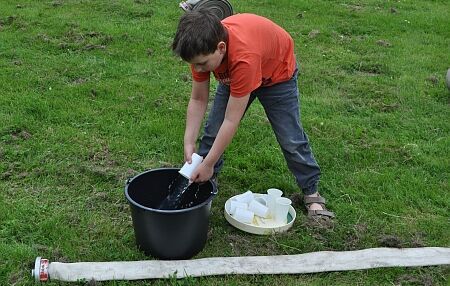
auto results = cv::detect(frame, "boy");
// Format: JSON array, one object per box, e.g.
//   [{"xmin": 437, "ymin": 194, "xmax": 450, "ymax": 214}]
[{"xmin": 172, "ymin": 10, "xmax": 334, "ymax": 218}]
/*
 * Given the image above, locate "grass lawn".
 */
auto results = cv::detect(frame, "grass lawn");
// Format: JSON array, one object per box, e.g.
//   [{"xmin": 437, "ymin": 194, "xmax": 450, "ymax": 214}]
[{"xmin": 0, "ymin": 0, "xmax": 449, "ymax": 285}]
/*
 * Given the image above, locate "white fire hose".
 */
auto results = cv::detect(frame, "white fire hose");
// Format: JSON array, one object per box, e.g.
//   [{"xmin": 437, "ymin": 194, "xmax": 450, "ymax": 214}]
[{"xmin": 32, "ymin": 247, "xmax": 450, "ymax": 282}]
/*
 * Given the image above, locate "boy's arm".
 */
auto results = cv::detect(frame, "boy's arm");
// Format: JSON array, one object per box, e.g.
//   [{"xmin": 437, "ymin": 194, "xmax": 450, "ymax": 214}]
[
  {"xmin": 184, "ymin": 79, "xmax": 210, "ymax": 162},
  {"xmin": 192, "ymin": 93, "xmax": 250, "ymax": 182}
]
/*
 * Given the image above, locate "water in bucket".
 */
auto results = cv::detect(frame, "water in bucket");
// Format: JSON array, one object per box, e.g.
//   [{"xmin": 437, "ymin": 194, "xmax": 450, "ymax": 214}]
[
  {"xmin": 158, "ymin": 175, "xmax": 193, "ymax": 210},
  {"xmin": 158, "ymin": 153, "xmax": 204, "ymax": 210}
]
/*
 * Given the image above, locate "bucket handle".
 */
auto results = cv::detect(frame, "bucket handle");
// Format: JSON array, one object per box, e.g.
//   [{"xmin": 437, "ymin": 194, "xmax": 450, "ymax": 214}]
[{"xmin": 211, "ymin": 182, "xmax": 219, "ymax": 195}]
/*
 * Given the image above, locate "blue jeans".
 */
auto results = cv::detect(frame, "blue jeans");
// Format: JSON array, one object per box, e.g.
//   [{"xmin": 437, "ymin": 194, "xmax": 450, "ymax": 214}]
[{"xmin": 197, "ymin": 69, "xmax": 321, "ymax": 195}]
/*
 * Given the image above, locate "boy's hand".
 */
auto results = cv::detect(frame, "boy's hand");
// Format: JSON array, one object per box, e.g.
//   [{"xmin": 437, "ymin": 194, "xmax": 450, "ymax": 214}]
[
  {"xmin": 190, "ymin": 161, "xmax": 214, "ymax": 183},
  {"xmin": 184, "ymin": 144, "xmax": 196, "ymax": 164}
]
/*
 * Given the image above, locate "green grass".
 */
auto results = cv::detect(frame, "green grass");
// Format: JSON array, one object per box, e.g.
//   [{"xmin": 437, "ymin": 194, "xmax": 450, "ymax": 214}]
[{"xmin": 1, "ymin": 0, "xmax": 449, "ymax": 285}]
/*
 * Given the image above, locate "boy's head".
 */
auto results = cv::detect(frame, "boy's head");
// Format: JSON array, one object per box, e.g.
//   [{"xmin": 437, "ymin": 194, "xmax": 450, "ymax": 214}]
[{"xmin": 172, "ymin": 9, "xmax": 227, "ymax": 72}]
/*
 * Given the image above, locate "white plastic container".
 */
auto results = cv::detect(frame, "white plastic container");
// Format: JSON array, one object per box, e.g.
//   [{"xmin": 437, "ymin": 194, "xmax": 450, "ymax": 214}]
[
  {"xmin": 266, "ymin": 188, "xmax": 283, "ymax": 217},
  {"xmin": 233, "ymin": 207, "xmax": 254, "ymax": 224},
  {"xmin": 229, "ymin": 201, "xmax": 248, "ymax": 215},
  {"xmin": 248, "ymin": 200, "xmax": 269, "ymax": 218},
  {"xmin": 178, "ymin": 153, "xmax": 203, "ymax": 180},
  {"xmin": 234, "ymin": 190, "xmax": 254, "ymax": 204},
  {"xmin": 274, "ymin": 197, "xmax": 292, "ymax": 224}
]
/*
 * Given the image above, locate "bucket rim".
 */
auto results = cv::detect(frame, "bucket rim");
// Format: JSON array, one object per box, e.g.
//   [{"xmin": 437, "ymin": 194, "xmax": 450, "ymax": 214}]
[{"xmin": 124, "ymin": 168, "xmax": 217, "ymax": 214}]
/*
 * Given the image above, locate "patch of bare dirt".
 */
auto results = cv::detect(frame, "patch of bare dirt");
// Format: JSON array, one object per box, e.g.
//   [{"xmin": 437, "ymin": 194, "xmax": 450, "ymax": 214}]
[
  {"xmin": 410, "ymin": 232, "xmax": 426, "ymax": 248},
  {"xmin": 158, "ymin": 161, "xmax": 175, "ymax": 168},
  {"xmin": 83, "ymin": 44, "xmax": 106, "ymax": 50},
  {"xmin": 55, "ymin": 28, "xmax": 113, "ymax": 52},
  {"xmin": 90, "ymin": 89, "xmax": 98, "ymax": 97},
  {"xmin": 17, "ymin": 171, "xmax": 29, "ymax": 179},
  {"xmin": 378, "ymin": 234, "xmax": 403, "ymax": 248},
  {"xmin": 376, "ymin": 39, "xmax": 391, "ymax": 47},
  {"xmin": 345, "ymin": 223, "xmax": 368, "ymax": 250},
  {"xmin": 343, "ymin": 4, "xmax": 363, "ymax": 11},
  {"xmin": 303, "ymin": 215, "xmax": 336, "ymax": 231},
  {"xmin": 88, "ymin": 144, "xmax": 117, "ymax": 167},
  {"xmin": 180, "ymin": 73, "xmax": 191, "ymax": 82},
  {"xmin": 119, "ymin": 168, "xmax": 138, "ymax": 182},
  {"xmin": 227, "ymin": 233, "xmax": 278, "ymax": 256},
  {"xmin": 86, "ymin": 279, "xmax": 102, "ymax": 286},
  {"xmin": 153, "ymin": 97, "xmax": 164, "ymax": 108},
  {"xmin": 79, "ymin": 164, "xmax": 117, "ymax": 184},
  {"xmin": 33, "ymin": 244, "xmax": 70, "ymax": 262},
  {"xmin": 1, "ymin": 15, "xmax": 16, "ymax": 26},
  {"xmin": 395, "ymin": 273, "xmax": 433, "ymax": 286},
  {"xmin": 71, "ymin": 77, "xmax": 87, "ymax": 85},
  {"xmin": 289, "ymin": 193, "xmax": 302, "ymax": 209},
  {"xmin": 8, "ymin": 269, "xmax": 28, "ymax": 286},
  {"xmin": 343, "ymin": 61, "xmax": 387, "ymax": 77},
  {"xmin": 376, "ymin": 102, "xmax": 400, "ymax": 113},
  {"xmin": 67, "ymin": 213, "xmax": 82, "ymax": 225},
  {"xmin": 426, "ymin": 75, "xmax": 439, "ymax": 85},
  {"xmin": 308, "ymin": 29, "xmax": 320, "ymax": 38},
  {"xmin": 1, "ymin": 162, "xmax": 20, "ymax": 180},
  {"xmin": 115, "ymin": 201, "xmax": 129, "ymax": 213},
  {"xmin": 11, "ymin": 129, "xmax": 32, "ymax": 140},
  {"xmin": 51, "ymin": 1, "xmax": 63, "ymax": 7},
  {"xmin": 1, "ymin": 170, "xmax": 13, "ymax": 180}
]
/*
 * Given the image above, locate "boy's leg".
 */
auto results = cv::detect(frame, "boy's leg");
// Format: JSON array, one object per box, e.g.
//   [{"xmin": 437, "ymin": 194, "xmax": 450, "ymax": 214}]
[
  {"xmin": 254, "ymin": 71, "xmax": 321, "ymax": 195},
  {"xmin": 255, "ymin": 71, "xmax": 334, "ymax": 218}
]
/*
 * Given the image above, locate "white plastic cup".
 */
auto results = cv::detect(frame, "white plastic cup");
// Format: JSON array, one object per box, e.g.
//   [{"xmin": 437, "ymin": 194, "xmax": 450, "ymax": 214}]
[
  {"xmin": 235, "ymin": 191, "xmax": 254, "ymax": 204},
  {"xmin": 248, "ymin": 199, "xmax": 269, "ymax": 218},
  {"xmin": 178, "ymin": 153, "xmax": 203, "ymax": 180},
  {"xmin": 274, "ymin": 197, "xmax": 292, "ymax": 224},
  {"xmin": 230, "ymin": 200, "xmax": 248, "ymax": 215},
  {"xmin": 254, "ymin": 195, "xmax": 267, "ymax": 206},
  {"xmin": 266, "ymin": 188, "xmax": 283, "ymax": 218},
  {"xmin": 233, "ymin": 207, "xmax": 254, "ymax": 224}
]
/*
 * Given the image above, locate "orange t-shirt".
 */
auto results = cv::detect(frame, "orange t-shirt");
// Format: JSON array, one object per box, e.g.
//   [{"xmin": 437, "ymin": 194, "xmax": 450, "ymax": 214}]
[{"xmin": 191, "ymin": 13, "xmax": 296, "ymax": 97}]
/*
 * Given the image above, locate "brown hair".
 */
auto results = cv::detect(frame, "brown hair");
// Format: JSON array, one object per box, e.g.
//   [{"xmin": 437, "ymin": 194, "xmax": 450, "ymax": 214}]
[{"xmin": 172, "ymin": 9, "xmax": 227, "ymax": 61}]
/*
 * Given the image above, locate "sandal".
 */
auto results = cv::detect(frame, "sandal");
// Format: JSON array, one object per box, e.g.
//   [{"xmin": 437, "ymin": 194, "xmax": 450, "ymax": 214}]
[{"xmin": 303, "ymin": 195, "xmax": 335, "ymax": 218}]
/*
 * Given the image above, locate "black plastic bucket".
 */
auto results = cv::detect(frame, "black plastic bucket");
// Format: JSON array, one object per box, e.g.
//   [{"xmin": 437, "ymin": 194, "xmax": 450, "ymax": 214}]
[{"xmin": 124, "ymin": 168, "xmax": 217, "ymax": 260}]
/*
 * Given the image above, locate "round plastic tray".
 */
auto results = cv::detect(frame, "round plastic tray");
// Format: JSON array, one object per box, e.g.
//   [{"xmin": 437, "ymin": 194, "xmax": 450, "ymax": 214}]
[{"xmin": 224, "ymin": 193, "xmax": 296, "ymax": 235}]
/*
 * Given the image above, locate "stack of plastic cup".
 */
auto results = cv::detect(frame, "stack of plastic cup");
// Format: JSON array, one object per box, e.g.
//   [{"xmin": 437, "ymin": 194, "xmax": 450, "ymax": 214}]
[
  {"xmin": 229, "ymin": 189, "xmax": 292, "ymax": 225},
  {"xmin": 231, "ymin": 191, "xmax": 254, "ymax": 223}
]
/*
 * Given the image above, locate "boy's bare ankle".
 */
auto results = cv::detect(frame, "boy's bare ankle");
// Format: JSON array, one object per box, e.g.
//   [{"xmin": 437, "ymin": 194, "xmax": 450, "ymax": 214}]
[{"xmin": 304, "ymin": 192, "xmax": 322, "ymax": 210}]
